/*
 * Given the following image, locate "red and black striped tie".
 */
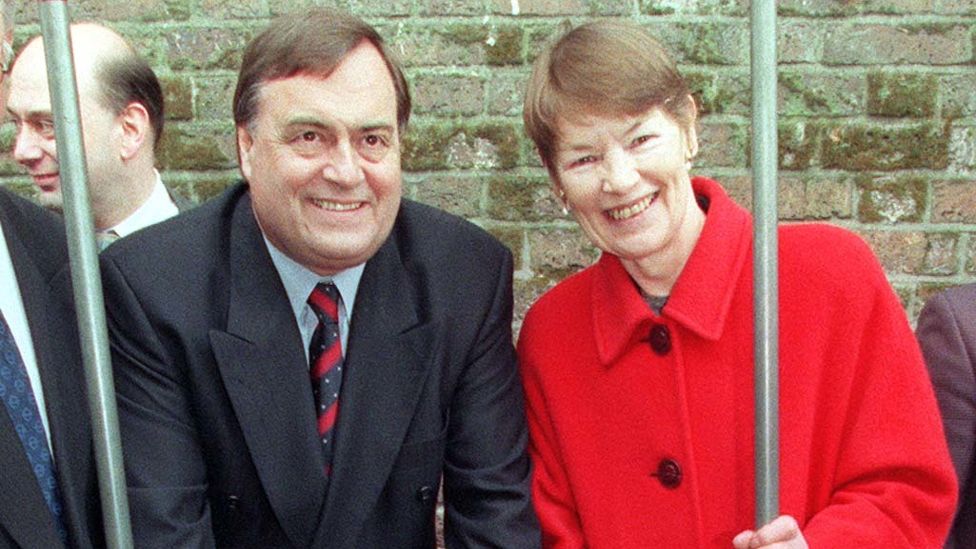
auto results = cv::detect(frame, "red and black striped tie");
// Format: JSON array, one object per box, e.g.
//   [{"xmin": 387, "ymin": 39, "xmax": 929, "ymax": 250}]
[{"xmin": 308, "ymin": 282, "xmax": 343, "ymax": 475}]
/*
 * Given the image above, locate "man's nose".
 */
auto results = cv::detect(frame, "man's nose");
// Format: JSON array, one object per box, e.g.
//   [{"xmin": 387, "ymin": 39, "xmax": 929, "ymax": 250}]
[
  {"xmin": 13, "ymin": 126, "xmax": 46, "ymax": 164},
  {"xmin": 322, "ymin": 140, "xmax": 365, "ymax": 187}
]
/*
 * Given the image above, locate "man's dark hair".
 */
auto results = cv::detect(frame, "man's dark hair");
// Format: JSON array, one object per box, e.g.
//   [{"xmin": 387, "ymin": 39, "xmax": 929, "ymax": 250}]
[
  {"xmin": 96, "ymin": 49, "xmax": 165, "ymax": 148},
  {"xmin": 233, "ymin": 9, "xmax": 411, "ymax": 132}
]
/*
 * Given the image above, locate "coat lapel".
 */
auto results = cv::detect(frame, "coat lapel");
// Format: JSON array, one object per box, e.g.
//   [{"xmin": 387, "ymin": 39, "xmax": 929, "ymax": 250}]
[
  {"xmin": 209, "ymin": 195, "xmax": 326, "ymax": 548},
  {"xmin": 312, "ymin": 227, "xmax": 436, "ymax": 548},
  {"xmin": 0, "ymin": 200, "xmax": 73, "ymax": 548}
]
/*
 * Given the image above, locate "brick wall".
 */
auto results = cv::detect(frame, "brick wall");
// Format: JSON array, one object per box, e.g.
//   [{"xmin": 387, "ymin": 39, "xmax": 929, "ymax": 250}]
[{"xmin": 2, "ymin": 0, "xmax": 975, "ymax": 328}]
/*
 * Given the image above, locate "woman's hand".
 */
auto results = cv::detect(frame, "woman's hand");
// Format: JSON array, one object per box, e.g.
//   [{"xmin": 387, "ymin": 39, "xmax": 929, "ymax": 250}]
[{"xmin": 732, "ymin": 515, "xmax": 808, "ymax": 549}]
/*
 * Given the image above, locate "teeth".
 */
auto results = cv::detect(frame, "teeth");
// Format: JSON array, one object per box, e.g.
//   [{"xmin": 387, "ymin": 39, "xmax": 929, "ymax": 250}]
[
  {"xmin": 312, "ymin": 199, "xmax": 361, "ymax": 211},
  {"xmin": 608, "ymin": 193, "xmax": 657, "ymax": 220}
]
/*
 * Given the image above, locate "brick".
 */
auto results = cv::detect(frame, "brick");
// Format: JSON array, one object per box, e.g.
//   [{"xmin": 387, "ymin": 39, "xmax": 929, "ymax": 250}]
[
  {"xmin": 857, "ymin": 175, "xmax": 927, "ymax": 223},
  {"xmin": 487, "ymin": 174, "xmax": 563, "ymax": 222},
  {"xmin": 193, "ymin": 74, "xmax": 237, "ymax": 120},
  {"xmin": 411, "ymin": 174, "xmax": 484, "ymax": 219},
  {"xmin": 486, "ymin": 70, "xmax": 530, "ymax": 117},
  {"xmin": 862, "ymin": 230, "xmax": 927, "ymax": 275},
  {"xmin": 941, "ymin": 73, "xmax": 976, "ymax": 118},
  {"xmin": 640, "ymin": 0, "xmax": 748, "ymax": 15},
  {"xmin": 165, "ymin": 26, "xmax": 253, "ymax": 71},
  {"xmin": 933, "ymin": 179, "xmax": 976, "ymax": 223},
  {"xmin": 710, "ymin": 175, "xmax": 852, "ymax": 220},
  {"xmin": 393, "ymin": 23, "xmax": 523, "ymax": 67},
  {"xmin": 776, "ymin": 120, "xmax": 823, "ymax": 170},
  {"xmin": 867, "ymin": 72, "xmax": 938, "ymax": 118},
  {"xmin": 488, "ymin": 0, "xmax": 596, "ymax": 16},
  {"xmin": 157, "ymin": 124, "xmax": 237, "ymax": 170},
  {"xmin": 420, "ymin": 0, "xmax": 488, "ymax": 15},
  {"xmin": 779, "ymin": 0, "xmax": 936, "ymax": 15},
  {"xmin": 934, "ymin": 0, "xmax": 976, "ymax": 14},
  {"xmin": 159, "ymin": 75, "xmax": 193, "ymax": 121},
  {"xmin": 410, "ymin": 72, "xmax": 485, "ymax": 117},
  {"xmin": 779, "ymin": 176, "xmax": 853, "ymax": 220},
  {"xmin": 778, "ymin": 71, "xmax": 864, "ymax": 117},
  {"xmin": 646, "ymin": 21, "xmax": 750, "ymax": 65},
  {"xmin": 967, "ymin": 235, "xmax": 976, "ymax": 274},
  {"xmin": 527, "ymin": 227, "xmax": 600, "ymax": 279},
  {"xmin": 684, "ymin": 69, "xmax": 751, "ymax": 116},
  {"xmin": 183, "ymin": 174, "xmax": 240, "ymax": 202},
  {"xmin": 921, "ymin": 233, "xmax": 959, "ymax": 275},
  {"xmin": 823, "ymin": 24, "xmax": 971, "ymax": 66},
  {"xmin": 486, "ymin": 227, "xmax": 524, "ymax": 271},
  {"xmin": 199, "ymin": 0, "xmax": 270, "ymax": 18},
  {"xmin": 697, "ymin": 122, "xmax": 748, "ymax": 168},
  {"xmin": 402, "ymin": 120, "xmax": 522, "ymax": 171},
  {"xmin": 950, "ymin": 126, "xmax": 976, "ymax": 171},
  {"xmin": 526, "ymin": 23, "xmax": 567, "ymax": 64},
  {"xmin": 269, "ymin": 0, "xmax": 412, "ymax": 16},
  {"xmin": 821, "ymin": 123, "xmax": 949, "ymax": 170},
  {"xmin": 43, "ymin": 0, "xmax": 189, "ymax": 22},
  {"xmin": 778, "ymin": 20, "xmax": 824, "ymax": 64},
  {"xmin": 513, "ymin": 274, "xmax": 559, "ymax": 338}
]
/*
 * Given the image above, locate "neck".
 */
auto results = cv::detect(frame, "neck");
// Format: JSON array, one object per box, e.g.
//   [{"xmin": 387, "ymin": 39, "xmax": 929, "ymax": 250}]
[
  {"xmin": 92, "ymin": 167, "xmax": 157, "ymax": 231},
  {"xmin": 621, "ymin": 193, "xmax": 706, "ymax": 297}
]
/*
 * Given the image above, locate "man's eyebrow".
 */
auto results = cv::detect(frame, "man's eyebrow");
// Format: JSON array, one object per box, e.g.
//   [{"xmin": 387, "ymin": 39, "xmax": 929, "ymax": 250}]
[
  {"xmin": 5, "ymin": 108, "xmax": 53, "ymax": 120},
  {"xmin": 282, "ymin": 115, "xmax": 334, "ymax": 129}
]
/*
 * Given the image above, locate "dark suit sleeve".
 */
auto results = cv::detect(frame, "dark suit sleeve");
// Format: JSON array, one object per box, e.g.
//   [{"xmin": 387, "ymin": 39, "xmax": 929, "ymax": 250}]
[
  {"xmin": 917, "ymin": 290, "xmax": 976, "ymax": 533},
  {"xmin": 441, "ymin": 248, "xmax": 541, "ymax": 548},
  {"xmin": 101, "ymin": 256, "xmax": 216, "ymax": 549}
]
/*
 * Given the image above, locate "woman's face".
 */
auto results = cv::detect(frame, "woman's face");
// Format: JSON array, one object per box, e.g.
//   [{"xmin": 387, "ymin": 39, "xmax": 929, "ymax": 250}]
[{"xmin": 552, "ymin": 105, "xmax": 699, "ymax": 266}]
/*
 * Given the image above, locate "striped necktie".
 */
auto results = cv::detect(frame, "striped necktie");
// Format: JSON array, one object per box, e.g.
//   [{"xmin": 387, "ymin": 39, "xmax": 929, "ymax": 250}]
[{"xmin": 307, "ymin": 282, "xmax": 343, "ymax": 475}]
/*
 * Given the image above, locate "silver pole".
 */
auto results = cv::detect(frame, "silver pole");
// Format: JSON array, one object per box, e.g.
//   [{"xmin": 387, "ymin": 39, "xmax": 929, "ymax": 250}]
[
  {"xmin": 750, "ymin": 0, "xmax": 780, "ymax": 527},
  {"xmin": 35, "ymin": 2, "xmax": 133, "ymax": 547}
]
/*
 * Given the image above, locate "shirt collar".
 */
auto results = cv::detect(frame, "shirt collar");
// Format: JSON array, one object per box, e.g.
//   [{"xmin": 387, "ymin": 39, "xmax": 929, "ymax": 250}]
[
  {"xmin": 263, "ymin": 237, "xmax": 364, "ymax": 322},
  {"xmin": 105, "ymin": 170, "xmax": 179, "ymax": 237},
  {"xmin": 592, "ymin": 177, "xmax": 753, "ymax": 366}
]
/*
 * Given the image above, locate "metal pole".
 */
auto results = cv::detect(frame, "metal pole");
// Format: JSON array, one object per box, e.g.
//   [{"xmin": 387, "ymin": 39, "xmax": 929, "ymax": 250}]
[
  {"xmin": 35, "ymin": 2, "xmax": 133, "ymax": 547},
  {"xmin": 750, "ymin": 0, "xmax": 780, "ymax": 527}
]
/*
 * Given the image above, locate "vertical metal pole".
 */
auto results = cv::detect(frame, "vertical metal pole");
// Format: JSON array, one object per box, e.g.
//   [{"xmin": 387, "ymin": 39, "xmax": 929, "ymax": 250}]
[
  {"xmin": 35, "ymin": 2, "xmax": 133, "ymax": 547},
  {"xmin": 751, "ymin": 0, "xmax": 780, "ymax": 527}
]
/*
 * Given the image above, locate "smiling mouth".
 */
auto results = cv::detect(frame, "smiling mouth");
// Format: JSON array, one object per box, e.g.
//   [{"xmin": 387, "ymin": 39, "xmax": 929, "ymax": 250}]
[
  {"xmin": 311, "ymin": 198, "xmax": 363, "ymax": 212},
  {"xmin": 607, "ymin": 192, "xmax": 658, "ymax": 221}
]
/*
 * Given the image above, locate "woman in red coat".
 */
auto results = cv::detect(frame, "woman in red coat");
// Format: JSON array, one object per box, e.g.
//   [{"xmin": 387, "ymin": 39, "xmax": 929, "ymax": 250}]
[{"xmin": 518, "ymin": 20, "xmax": 957, "ymax": 548}]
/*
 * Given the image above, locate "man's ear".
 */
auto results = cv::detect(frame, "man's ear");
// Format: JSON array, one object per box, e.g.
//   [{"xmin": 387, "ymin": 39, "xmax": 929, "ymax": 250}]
[
  {"xmin": 119, "ymin": 102, "xmax": 151, "ymax": 161},
  {"xmin": 237, "ymin": 126, "xmax": 254, "ymax": 180}
]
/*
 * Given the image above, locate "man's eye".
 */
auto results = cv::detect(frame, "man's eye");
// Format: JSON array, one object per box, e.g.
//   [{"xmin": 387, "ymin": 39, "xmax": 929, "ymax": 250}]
[
  {"xmin": 363, "ymin": 134, "xmax": 385, "ymax": 147},
  {"xmin": 299, "ymin": 131, "xmax": 319, "ymax": 142},
  {"xmin": 37, "ymin": 120, "xmax": 56, "ymax": 137}
]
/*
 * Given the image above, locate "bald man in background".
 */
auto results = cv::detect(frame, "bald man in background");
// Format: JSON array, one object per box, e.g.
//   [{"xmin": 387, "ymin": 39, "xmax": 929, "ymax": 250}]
[
  {"xmin": 6, "ymin": 22, "xmax": 185, "ymax": 250},
  {"xmin": 0, "ymin": 5, "xmax": 106, "ymax": 548}
]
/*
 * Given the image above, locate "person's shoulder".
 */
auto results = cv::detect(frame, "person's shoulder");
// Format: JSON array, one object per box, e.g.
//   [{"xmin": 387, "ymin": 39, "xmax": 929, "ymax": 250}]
[
  {"xmin": 104, "ymin": 182, "xmax": 246, "ymax": 259},
  {"xmin": 396, "ymin": 199, "xmax": 510, "ymax": 262},
  {"xmin": 0, "ymin": 187, "xmax": 64, "ymax": 235},
  {"xmin": 779, "ymin": 222, "xmax": 883, "ymax": 280}
]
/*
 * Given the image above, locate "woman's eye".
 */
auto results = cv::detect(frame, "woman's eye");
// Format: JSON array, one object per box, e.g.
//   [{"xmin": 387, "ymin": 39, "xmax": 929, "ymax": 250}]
[
  {"xmin": 631, "ymin": 134, "xmax": 653, "ymax": 147},
  {"xmin": 570, "ymin": 155, "xmax": 597, "ymax": 168}
]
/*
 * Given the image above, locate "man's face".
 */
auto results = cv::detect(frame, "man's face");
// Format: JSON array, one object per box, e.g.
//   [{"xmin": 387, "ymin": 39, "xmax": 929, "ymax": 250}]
[
  {"xmin": 238, "ymin": 41, "xmax": 402, "ymax": 275},
  {"xmin": 6, "ymin": 43, "xmax": 124, "ymax": 211}
]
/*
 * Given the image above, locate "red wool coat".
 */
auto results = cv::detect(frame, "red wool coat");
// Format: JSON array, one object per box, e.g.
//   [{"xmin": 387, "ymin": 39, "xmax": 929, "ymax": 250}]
[{"xmin": 517, "ymin": 178, "xmax": 957, "ymax": 548}]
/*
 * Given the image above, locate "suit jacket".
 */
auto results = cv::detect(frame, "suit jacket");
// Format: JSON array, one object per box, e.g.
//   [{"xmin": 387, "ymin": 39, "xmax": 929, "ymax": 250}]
[
  {"xmin": 101, "ymin": 183, "xmax": 539, "ymax": 548},
  {"xmin": 0, "ymin": 189, "xmax": 104, "ymax": 549},
  {"xmin": 917, "ymin": 284, "xmax": 976, "ymax": 549}
]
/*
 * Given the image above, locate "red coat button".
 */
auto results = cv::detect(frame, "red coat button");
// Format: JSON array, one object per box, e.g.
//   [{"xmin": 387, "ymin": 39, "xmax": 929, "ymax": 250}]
[
  {"xmin": 648, "ymin": 324, "xmax": 671, "ymax": 356},
  {"xmin": 653, "ymin": 458, "xmax": 682, "ymax": 489}
]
